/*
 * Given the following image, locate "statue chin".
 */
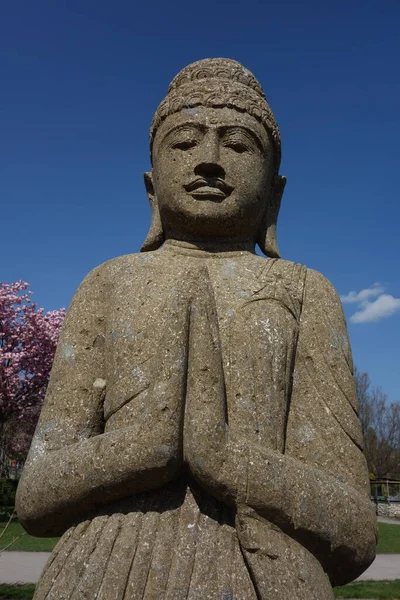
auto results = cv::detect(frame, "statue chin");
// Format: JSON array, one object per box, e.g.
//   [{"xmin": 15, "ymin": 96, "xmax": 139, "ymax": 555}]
[{"xmin": 159, "ymin": 195, "xmax": 264, "ymax": 244}]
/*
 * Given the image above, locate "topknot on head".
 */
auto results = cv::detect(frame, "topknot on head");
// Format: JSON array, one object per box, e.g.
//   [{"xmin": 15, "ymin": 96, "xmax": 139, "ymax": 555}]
[
  {"xmin": 167, "ymin": 58, "xmax": 266, "ymax": 100},
  {"xmin": 150, "ymin": 58, "xmax": 282, "ymax": 171}
]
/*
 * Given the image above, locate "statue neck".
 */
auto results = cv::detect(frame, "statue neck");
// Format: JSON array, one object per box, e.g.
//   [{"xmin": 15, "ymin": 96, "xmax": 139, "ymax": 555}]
[{"xmin": 163, "ymin": 237, "xmax": 256, "ymax": 257}]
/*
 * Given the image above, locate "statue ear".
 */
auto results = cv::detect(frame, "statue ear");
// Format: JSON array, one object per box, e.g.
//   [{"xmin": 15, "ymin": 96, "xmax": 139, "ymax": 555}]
[
  {"xmin": 257, "ymin": 175, "xmax": 286, "ymax": 259},
  {"xmin": 140, "ymin": 172, "xmax": 165, "ymax": 252}
]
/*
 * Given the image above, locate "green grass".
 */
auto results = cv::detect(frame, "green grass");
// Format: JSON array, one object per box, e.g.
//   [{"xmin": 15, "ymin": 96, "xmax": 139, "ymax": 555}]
[
  {"xmin": 1, "ymin": 582, "xmax": 399, "ymax": 600},
  {"xmin": 377, "ymin": 522, "xmax": 400, "ymax": 554},
  {"xmin": 0, "ymin": 585, "xmax": 35, "ymax": 599},
  {"xmin": 0, "ymin": 519, "xmax": 398, "ymax": 600},
  {"xmin": 334, "ymin": 579, "xmax": 400, "ymax": 598},
  {"xmin": 0, "ymin": 521, "xmax": 58, "ymax": 552},
  {"xmin": 0, "ymin": 518, "xmax": 397, "ymax": 554},
  {"xmin": 1, "ymin": 583, "xmax": 400, "ymax": 600}
]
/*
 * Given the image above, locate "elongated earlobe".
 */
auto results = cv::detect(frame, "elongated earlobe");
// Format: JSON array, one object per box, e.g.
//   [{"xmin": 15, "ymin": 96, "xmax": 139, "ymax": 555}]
[
  {"xmin": 257, "ymin": 175, "xmax": 286, "ymax": 258},
  {"xmin": 141, "ymin": 172, "xmax": 165, "ymax": 252}
]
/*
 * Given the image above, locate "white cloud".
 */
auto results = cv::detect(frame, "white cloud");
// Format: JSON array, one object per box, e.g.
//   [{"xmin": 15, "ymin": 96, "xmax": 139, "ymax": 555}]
[
  {"xmin": 340, "ymin": 283, "xmax": 385, "ymax": 304},
  {"xmin": 341, "ymin": 283, "xmax": 400, "ymax": 324},
  {"xmin": 350, "ymin": 294, "xmax": 400, "ymax": 324}
]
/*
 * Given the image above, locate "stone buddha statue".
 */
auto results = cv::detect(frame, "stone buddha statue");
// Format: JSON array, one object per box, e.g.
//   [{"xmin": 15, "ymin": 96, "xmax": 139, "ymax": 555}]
[{"xmin": 16, "ymin": 59, "xmax": 376, "ymax": 600}]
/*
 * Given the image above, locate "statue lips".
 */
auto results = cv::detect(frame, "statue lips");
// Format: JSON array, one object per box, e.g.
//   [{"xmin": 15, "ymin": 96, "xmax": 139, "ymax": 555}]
[{"xmin": 184, "ymin": 178, "xmax": 233, "ymax": 201}]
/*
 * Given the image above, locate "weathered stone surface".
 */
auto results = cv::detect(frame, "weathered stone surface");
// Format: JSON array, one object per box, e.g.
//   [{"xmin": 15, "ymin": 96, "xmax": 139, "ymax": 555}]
[{"xmin": 16, "ymin": 58, "xmax": 377, "ymax": 599}]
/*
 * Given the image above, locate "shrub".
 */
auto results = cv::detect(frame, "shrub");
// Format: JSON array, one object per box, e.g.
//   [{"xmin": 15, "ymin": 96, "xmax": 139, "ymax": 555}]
[{"xmin": 0, "ymin": 479, "xmax": 18, "ymax": 507}]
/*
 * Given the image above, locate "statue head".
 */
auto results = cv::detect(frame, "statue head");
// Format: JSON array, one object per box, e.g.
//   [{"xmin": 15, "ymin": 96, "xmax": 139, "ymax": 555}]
[{"xmin": 141, "ymin": 58, "xmax": 285, "ymax": 257}]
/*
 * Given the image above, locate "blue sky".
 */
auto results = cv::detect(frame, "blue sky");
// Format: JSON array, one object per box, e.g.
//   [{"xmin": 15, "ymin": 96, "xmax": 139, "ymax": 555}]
[{"xmin": 2, "ymin": 0, "xmax": 399, "ymax": 401}]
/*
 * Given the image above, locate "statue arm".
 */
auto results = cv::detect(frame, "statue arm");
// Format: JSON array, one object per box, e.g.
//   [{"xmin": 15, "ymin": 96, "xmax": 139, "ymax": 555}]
[
  {"xmin": 16, "ymin": 263, "xmax": 187, "ymax": 537},
  {"xmin": 241, "ymin": 269, "xmax": 376, "ymax": 584},
  {"xmin": 184, "ymin": 268, "xmax": 376, "ymax": 586}
]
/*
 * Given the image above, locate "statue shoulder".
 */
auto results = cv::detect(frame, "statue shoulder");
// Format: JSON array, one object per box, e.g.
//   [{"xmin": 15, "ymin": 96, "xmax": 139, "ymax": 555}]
[
  {"xmin": 302, "ymin": 267, "xmax": 343, "ymax": 309},
  {"xmin": 299, "ymin": 268, "xmax": 351, "ymax": 359},
  {"xmin": 266, "ymin": 257, "xmax": 307, "ymax": 280},
  {"xmin": 80, "ymin": 251, "xmax": 159, "ymax": 286},
  {"xmin": 254, "ymin": 260, "xmax": 342, "ymax": 320},
  {"xmin": 259, "ymin": 257, "xmax": 308, "ymax": 307},
  {"xmin": 266, "ymin": 260, "xmax": 341, "ymax": 302}
]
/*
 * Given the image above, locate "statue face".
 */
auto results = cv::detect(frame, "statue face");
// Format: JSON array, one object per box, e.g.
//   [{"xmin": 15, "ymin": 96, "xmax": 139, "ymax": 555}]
[{"xmin": 151, "ymin": 106, "xmax": 274, "ymax": 243}]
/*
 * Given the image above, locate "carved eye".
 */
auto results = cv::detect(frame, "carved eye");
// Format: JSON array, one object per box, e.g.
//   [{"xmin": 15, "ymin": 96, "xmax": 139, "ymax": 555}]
[
  {"xmin": 172, "ymin": 140, "xmax": 198, "ymax": 151},
  {"xmin": 221, "ymin": 128, "xmax": 260, "ymax": 154},
  {"xmin": 225, "ymin": 141, "xmax": 249, "ymax": 154}
]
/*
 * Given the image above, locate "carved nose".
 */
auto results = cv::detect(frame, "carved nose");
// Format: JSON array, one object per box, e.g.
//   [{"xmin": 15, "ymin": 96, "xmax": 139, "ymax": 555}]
[
  {"xmin": 194, "ymin": 162, "xmax": 225, "ymax": 180},
  {"xmin": 194, "ymin": 132, "xmax": 224, "ymax": 178}
]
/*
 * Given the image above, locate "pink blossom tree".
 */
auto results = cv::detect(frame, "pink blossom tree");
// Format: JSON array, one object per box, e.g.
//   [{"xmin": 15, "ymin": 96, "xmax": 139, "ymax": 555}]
[{"xmin": 0, "ymin": 281, "xmax": 65, "ymax": 476}]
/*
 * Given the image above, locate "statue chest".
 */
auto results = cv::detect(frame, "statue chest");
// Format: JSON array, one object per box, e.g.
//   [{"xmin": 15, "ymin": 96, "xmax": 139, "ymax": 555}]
[{"xmin": 103, "ymin": 254, "xmax": 304, "ymax": 452}]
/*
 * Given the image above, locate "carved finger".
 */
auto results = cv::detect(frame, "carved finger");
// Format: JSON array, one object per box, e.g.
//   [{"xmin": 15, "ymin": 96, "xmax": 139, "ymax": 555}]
[
  {"xmin": 184, "ymin": 266, "xmax": 227, "ymax": 465},
  {"xmin": 144, "ymin": 289, "xmax": 190, "ymax": 439}
]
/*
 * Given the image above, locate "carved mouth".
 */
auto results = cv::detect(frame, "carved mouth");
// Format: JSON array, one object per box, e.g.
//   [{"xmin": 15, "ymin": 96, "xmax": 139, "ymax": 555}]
[{"xmin": 184, "ymin": 178, "xmax": 233, "ymax": 200}]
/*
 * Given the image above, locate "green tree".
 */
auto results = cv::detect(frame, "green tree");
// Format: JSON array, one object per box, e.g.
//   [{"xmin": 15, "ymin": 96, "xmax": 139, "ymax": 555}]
[{"xmin": 354, "ymin": 367, "xmax": 400, "ymax": 479}]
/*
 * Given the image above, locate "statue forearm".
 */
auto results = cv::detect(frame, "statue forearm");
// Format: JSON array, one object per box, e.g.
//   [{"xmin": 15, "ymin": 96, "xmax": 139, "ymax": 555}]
[
  {"xmin": 16, "ymin": 426, "xmax": 181, "ymax": 537},
  {"xmin": 188, "ymin": 435, "xmax": 375, "ymax": 585},
  {"xmin": 17, "ymin": 270, "xmax": 191, "ymax": 537},
  {"xmin": 234, "ymin": 441, "xmax": 376, "ymax": 585},
  {"xmin": 183, "ymin": 266, "xmax": 376, "ymax": 585}
]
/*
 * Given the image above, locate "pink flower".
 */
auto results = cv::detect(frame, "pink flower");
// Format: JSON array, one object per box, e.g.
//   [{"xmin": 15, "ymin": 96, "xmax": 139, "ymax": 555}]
[{"xmin": 0, "ymin": 280, "xmax": 65, "ymax": 466}]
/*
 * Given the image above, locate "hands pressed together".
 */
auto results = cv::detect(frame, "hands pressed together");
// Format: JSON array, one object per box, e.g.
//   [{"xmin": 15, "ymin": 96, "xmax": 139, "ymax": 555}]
[{"xmin": 147, "ymin": 265, "xmax": 267, "ymax": 508}]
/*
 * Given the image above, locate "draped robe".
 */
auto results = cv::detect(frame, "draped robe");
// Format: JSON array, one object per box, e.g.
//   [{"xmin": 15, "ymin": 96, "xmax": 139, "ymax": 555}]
[{"xmin": 17, "ymin": 242, "xmax": 376, "ymax": 599}]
